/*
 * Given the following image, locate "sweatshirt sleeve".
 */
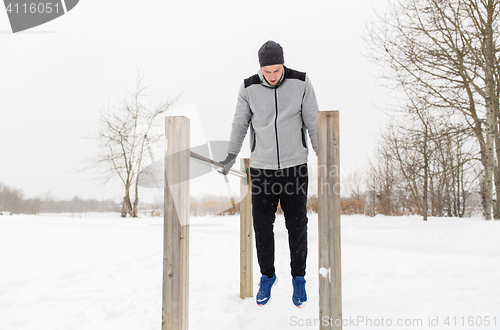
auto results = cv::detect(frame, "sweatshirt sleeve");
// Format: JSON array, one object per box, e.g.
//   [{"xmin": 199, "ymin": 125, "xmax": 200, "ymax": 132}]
[
  {"xmin": 302, "ymin": 75, "xmax": 319, "ymax": 154},
  {"xmin": 227, "ymin": 82, "xmax": 252, "ymax": 155}
]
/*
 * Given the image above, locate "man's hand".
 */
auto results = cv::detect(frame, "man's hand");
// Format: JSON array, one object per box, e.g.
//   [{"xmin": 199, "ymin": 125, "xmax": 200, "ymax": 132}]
[{"xmin": 218, "ymin": 153, "xmax": 237, "ymax": 175}]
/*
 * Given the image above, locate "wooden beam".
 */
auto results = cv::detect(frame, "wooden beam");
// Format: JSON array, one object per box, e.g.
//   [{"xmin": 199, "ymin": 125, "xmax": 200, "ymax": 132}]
[
  {"xmin": 162, "ymin": 116, "xmax": 190, "ymax": 330},
  {"xmin": 240, "ymin": 158, "xmax": 253, "ymax": 299},
  {"xmin": 318, "ymin": 111, "xmax": 342, "ymax": 329}
]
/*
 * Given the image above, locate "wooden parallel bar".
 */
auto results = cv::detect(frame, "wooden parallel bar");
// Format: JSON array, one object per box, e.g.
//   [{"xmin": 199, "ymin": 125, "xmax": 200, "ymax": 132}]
[
  {"xmin": 240, "ymin": 158, "xmax": 253, "ymax": 299},
  {"xmin": 318, "ymin": 111, "xmax": 342, "ymax": 330},
  {"xmin": 162, "ymin": 116, "xmax": 190, "ymax": 330}
]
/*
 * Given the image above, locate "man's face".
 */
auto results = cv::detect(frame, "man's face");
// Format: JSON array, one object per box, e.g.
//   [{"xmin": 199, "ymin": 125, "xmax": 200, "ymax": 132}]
[{"xmin": 261, "ymin": 64, "xmax": 284, "ymax": 86}]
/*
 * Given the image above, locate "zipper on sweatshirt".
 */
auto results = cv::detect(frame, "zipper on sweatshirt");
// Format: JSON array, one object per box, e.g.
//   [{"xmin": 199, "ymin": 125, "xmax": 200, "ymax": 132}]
[{"xmin": 274, "ymin": 87, "xmax": 281, "ymax": 169}]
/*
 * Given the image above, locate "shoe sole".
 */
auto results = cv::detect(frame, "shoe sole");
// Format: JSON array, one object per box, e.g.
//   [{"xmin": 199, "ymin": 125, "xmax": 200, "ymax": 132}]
[
  {"xmin": 292, "ymin": 299, "xmax": 308, "ymax": 309},
  {"xmin": 257, "ymin": 277, "xmax": 278, "ymax": 307}
]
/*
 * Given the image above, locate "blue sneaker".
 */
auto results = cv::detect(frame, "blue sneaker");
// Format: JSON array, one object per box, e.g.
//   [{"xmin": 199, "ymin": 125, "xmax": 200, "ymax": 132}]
[
  {"xmin": 292, "ymin": 276, "xmax": 307, "ymax": 308},
  {"xmin": 256, "ymin": 274, "xmax": 277, "ymax": 306}
]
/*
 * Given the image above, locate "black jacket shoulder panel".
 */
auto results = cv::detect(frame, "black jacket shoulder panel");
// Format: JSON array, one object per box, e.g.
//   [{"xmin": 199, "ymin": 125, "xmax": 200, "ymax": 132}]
[
  {"xmin": 244, "ymin": 74, "xmax": 261, "ymax": 88},
  {"xmin": 284, "ymin": 67, "xmax": 306, "ymax": 82}
]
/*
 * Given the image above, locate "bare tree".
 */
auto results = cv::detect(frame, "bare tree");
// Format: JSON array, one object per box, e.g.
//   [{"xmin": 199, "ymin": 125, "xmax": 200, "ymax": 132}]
[
  {"xmin": 342, "ymin": 171, "xmax": 367, "ymax": 215},
  {"xmin": 96, "ymin": 72, "xmax": 179, "ymax": 217},
  {"xmin": 435, "ymin": 127, "xmax": 479, "ymax": 217},
  {"xmin": 367, "ymin": 143, "xmax": 406, "ymax": 216},
  {"xmin": 366, "ymin": 0, "xmax": 500, "ymax": 219},
  {"xmin": 0, "ymin": 182, "xmax": 24, "ymax": 213},
  {"xmin": 368, "ymin": 103, "xmax": 479, "ymax": 219}
]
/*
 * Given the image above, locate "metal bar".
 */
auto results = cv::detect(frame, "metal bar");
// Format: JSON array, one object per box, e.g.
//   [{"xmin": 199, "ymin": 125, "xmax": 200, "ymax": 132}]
[{"xmin": 189, "ymin": 151, "xmax": 247, "ymax": 179}]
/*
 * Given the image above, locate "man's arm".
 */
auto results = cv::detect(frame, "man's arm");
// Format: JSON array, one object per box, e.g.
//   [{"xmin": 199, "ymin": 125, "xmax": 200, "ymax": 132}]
[
  {"xmin": 302, "ymin": 75, "xmax": 319, "ymax": 154},
  {"xmin": 228, "ymin": 82, "xmax": 252, "ymax": 155}
]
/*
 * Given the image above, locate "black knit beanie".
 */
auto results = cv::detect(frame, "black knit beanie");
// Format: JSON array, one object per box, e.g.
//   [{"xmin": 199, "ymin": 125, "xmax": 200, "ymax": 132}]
[{"xmin": 258, "ymin": 40, "xmax": 284, "ymax": 67}]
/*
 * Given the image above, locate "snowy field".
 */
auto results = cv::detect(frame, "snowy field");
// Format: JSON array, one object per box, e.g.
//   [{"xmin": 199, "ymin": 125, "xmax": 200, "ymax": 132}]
[{"xmin": 1, "ymin": 213, "xmax": 499, "ymax": 330}]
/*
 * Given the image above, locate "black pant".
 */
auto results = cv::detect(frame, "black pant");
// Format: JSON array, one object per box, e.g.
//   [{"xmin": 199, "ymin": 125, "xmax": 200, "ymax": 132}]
[{"xmin": 250, "ymin": 163, "xmax": 308, "ymax": 279}]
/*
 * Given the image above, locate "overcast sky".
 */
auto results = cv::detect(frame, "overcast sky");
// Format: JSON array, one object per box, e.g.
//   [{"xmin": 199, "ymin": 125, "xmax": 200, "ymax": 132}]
[{"xmin": 0, "ymin": 0, "xmax": 392, "ymax": 202}]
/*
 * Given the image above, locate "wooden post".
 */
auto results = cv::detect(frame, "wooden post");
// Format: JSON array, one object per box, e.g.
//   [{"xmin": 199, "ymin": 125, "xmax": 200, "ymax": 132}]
[
  {"xmin": 162, "ymin": 116, "xmax": 190, "ymax": 330},
  {"xmin": 318, "ymin": 111, "xmax": 342, "ymax": 329},
  {"xmin": 240, "ymin": 158, "xmax": 253, "ymax": 299}
]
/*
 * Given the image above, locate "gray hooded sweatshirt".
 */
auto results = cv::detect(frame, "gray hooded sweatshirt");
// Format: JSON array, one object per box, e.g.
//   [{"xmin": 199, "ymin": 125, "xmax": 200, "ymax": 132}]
[{"xmin": 228, "ymin": 66, "xmax": 319, "ymax": 170}]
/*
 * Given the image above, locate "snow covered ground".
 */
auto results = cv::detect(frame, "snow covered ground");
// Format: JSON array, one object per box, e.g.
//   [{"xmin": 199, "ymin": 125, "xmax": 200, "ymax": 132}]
[{"xmin": 1, "ymin": 213, "xmax": 499, "ymax": 330}]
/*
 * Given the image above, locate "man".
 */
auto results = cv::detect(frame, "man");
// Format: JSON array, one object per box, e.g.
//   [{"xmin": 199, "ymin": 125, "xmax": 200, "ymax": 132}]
[{"xmin": 219, "ymin": 40, "xmax": 319, "ymax": 308}]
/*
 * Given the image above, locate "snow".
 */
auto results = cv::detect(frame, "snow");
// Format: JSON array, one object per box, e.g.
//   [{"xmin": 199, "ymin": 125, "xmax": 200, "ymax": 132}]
[
  {"xmin": 319, "ymin": 267, "xmax": 330, "ymax": 283},
  {"xmin": 1, "ymin": 213, "xmax": 499, "ymax": 329}
]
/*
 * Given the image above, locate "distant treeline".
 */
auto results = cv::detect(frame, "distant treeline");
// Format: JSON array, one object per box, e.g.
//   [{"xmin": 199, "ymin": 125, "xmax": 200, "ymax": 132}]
[{"xmin": 0, "ymin": 182, "xmax": 117, "ymax": 214}]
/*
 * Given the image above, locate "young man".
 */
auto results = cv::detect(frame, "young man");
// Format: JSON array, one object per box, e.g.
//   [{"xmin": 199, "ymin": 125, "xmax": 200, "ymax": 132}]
[{"xmin": 219, "ymin": 40, "xmax": 319, "ymax": 308}]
